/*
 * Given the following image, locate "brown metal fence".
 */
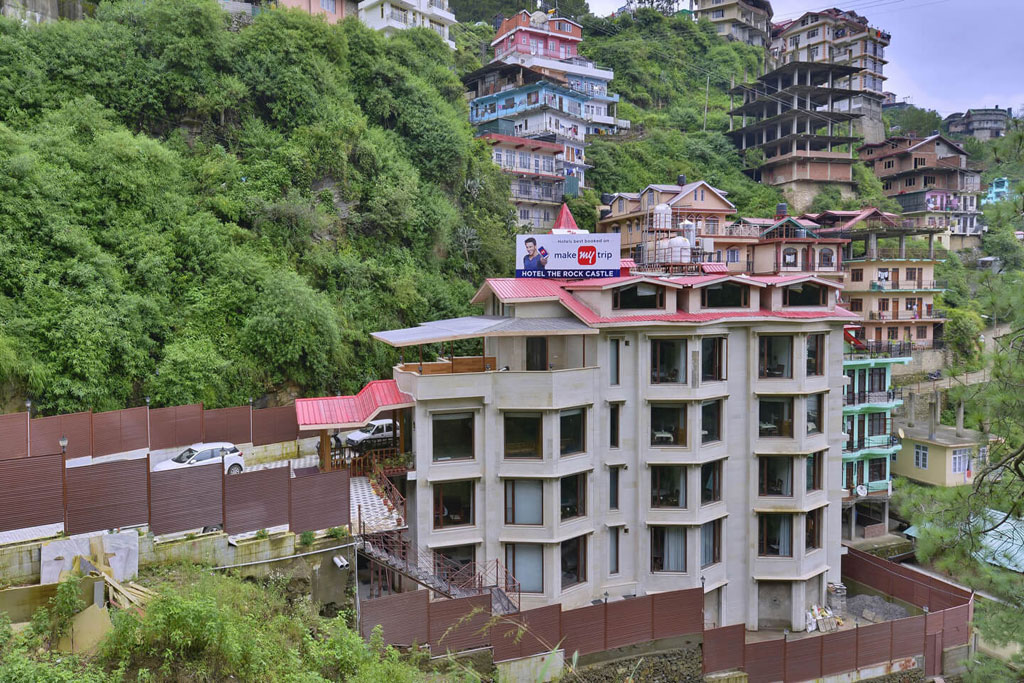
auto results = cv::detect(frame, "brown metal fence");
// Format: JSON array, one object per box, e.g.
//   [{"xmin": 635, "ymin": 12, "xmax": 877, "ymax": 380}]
[
  {"xmin": 149, "ymin": 462, "xmax": 223, "ymax": 536},
  {"xmin": 149, "ymin": 404, "xmax": 203, "ymax": 451},
  {"xmin": 30, "ymin": 411, "xmax": 92, "ymax": 459},
  {"xmin": 252, "ymin": 406, "xmax": 298, "ymax": 446},
  {"xmin": 289, "ymin": 467, "xmax": 350, "ymax": 533},
  {"xmin": 65, "ymin": 459, "xmax": 149, "ymax": 535},
  {"xmin": 360, "ymin": 589, "xmax": 429, "ymax": 645},
  {"xmin": 702, "ymin": 624, "xmax": 745, "ymax": 674},
  {"xmin": 223, "ymin": 466, "xmax": 290, "ymax": 535},
  {"xmin": 0, "ymin": 412, "xmax": 28, "ymax": 460},
  {"xmin": 0, "ymin": 455, "xmax": 64, "ymax": 532},
  {"xmin": 204, "ymin": 406, "xmax": 252, "ymax": 445},
  {"xmin": 92, "ymin": 407, "xmax": 148, "ymax": 457},
  {"xmin": 429, "ymin": 594, "xmax": 492, "ymax": 653},
  {"xmin": 491, "ymin": 604, "xmax": 562, "ymax": 662}
]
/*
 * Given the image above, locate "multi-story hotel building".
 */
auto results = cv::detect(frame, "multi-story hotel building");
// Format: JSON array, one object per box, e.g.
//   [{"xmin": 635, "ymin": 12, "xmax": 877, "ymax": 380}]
[
  {"xmin": 840, "ymin": 341, "xmax": 908, "ymax": 541},
  {"xmin": 858, "ymin": 134, "xmax": 983, "ymax": 250},
  {"xmin": 465, "ymin": 62, "xmax": 590, "ymax": 191},
  {"xmin": 809, "ymin": 208, "xmax": 947, "ymax": 348},
  {"xmin": 357, "ymin": 0, "xmax": 456, "ymax": 48},
  {"xmin": 692, "ymin": 0, "xmax": 774, "ymax": 49},
  {"xmin": 371, "ymin": 263, "xmax": 853, "ymax": 631},
  {"xmin": 479, "ymin": 132, "xmax": 565, "ymax": 232},
  {"xmin": 770, "ymin": 8, "xmax": 890, "ymax": 143},
  {"xmin": 727, "ymin": 61, "xmax": 863, "ymax": 211},
  {"xmin": 490, "ymin": 10, "xmax": 629, "ymax": 137}
]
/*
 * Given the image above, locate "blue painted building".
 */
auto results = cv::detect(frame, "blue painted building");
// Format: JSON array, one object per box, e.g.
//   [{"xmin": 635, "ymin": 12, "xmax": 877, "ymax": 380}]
[{"xmin": 983, "ymin": 177, "xmax": 1016, "ymax": 205}]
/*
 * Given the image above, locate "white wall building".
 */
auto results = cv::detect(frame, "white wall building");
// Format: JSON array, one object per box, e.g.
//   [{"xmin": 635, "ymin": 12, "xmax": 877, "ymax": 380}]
[
  {"xmin": 372, "ymin": 267, "xmax": 853, "ymax": 631},
  {"xmin": 357, "ymin": 0, "xmax": 456, "ymax": 49}
]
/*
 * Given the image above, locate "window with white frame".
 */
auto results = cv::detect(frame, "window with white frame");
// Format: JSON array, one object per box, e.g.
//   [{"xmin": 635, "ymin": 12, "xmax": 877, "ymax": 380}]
[
  {"xmin": 726, "ymin": 248, "xmax": 740, "ymax": 263},
  {"xmin": 914, "ymin": 444, "xmax": 929, "ymax": 469},
  {"xmin": 321, "ymin": 0, "xmax": 336, "ymax": 12},
  {"xmin": 951, "ymin": 448, "xmax": 970, "ymax": 474}
]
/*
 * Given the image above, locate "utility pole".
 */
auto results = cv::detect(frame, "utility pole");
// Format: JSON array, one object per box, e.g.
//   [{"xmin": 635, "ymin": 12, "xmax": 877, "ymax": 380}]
[{"xmin": 703, "ymin": 75, "xmax": 710, "ymax": 131}]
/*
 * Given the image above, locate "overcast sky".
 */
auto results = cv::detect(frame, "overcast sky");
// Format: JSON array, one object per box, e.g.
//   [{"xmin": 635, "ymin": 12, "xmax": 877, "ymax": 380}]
[{"xmin": 585, "ymin": 0, "xmax": 1024, "ymax": 116}]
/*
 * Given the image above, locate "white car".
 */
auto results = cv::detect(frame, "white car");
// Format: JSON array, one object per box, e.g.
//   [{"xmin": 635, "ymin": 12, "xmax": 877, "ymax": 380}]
[
  {"xmin": 152, "ymin": 442, "xmax": 245, "ymax": 475},
  {"xmin": 340, "ymin": 419, "xmax": 394, "ymax": 453}
]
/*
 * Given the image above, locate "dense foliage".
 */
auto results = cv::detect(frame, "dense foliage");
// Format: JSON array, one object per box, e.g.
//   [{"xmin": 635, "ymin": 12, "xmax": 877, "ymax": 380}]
[
  {"xmin": 0, "ymin": 567, "xmax": 427, "ymax": 681},
  {"xmin": 449, "ymin": 0, "xmax": 590, "ymax": 23},
  {"xmin": 882, "ymin": 104, "xmax": 944, "ymax": 138},
  {"xmin": 0, "ymin": 1, "xmax": 516, "ymax": 414}
]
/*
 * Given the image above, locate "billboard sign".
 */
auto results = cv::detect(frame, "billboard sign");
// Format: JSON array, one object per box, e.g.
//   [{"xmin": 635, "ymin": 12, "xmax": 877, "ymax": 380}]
[{"xmin": 515, "ymin": 234, "xmax": 621, "ymax": 279}]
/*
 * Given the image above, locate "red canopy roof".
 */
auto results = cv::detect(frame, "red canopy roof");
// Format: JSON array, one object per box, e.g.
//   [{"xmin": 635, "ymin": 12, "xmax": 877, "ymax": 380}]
[
  {"xmin": 295, "ymin": 380, "xmax": 413, "ymax": 431},
  {"xmin": 552, "ymin": 203, "xmax": 579, "ymax": 231}
]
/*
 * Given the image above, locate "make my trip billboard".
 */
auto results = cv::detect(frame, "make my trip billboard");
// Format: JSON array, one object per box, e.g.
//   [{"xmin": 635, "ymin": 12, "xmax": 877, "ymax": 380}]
[{"xmin": 515, "ymin": 234, "xmax": 621, "ymax": 279}]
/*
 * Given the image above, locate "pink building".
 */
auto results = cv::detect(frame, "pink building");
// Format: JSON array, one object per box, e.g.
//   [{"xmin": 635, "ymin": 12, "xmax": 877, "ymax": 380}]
[
  {"xmin": 275, "ymin": 0, "xmax": 354, "ymax": 24},
  {"xmin": 491, "ymin": 10, "xmax": 582, "ymax": 62}
]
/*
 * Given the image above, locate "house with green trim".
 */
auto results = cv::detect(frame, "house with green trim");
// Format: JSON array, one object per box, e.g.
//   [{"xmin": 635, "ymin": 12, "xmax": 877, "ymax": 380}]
[{"xmin": 841, "ymin": 333, "xmax": 910, "ymax": 540}]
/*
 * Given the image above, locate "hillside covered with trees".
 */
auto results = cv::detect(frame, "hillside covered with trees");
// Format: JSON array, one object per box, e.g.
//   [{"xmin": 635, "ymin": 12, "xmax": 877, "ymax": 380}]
[{"xmin": 0, "ymin": 0, "xmax": 514, "ymax": 415}]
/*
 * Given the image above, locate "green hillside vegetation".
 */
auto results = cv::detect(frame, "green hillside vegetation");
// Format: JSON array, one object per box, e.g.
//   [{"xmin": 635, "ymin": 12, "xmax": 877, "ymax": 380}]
[
  {"xmin": 0, "ymin": 567, "xmax": 427, "ymax": 681},
  {"xmin": 0, "ymin": 0, "xmax": 514, "ymax": 415}
]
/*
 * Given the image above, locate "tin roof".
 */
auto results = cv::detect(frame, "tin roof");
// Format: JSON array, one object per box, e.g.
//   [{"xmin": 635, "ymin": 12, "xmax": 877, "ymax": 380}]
[{"xmin": 295, "ymin": 380, "xmax": 414, "ymax": 431}]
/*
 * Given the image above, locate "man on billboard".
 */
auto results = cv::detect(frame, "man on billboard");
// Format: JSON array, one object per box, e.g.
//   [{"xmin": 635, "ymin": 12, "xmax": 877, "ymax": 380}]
[{"xmin": 522, "ymin": 237, "xmax": 548, "ymax": 272}]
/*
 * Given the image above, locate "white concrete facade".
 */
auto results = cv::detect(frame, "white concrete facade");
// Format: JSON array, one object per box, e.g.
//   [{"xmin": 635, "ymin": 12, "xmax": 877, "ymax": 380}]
[
  {"xmin": 387, "ymin": 277, "xmax": 847, "ymax": 632},
  {"xmin": 357, "ymin": 0, "xmax": 455, "ymax": 49}
]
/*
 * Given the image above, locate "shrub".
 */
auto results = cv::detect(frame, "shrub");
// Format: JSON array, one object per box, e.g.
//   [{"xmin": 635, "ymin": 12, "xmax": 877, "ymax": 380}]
[{"xmin": 299, "ymin": 530, "xmax": 316, "ymax": 547}]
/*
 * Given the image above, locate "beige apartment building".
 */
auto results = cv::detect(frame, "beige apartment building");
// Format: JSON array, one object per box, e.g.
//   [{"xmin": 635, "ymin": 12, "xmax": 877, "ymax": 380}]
[
  {"xmin": 693, "ymin": 0, "xmax": 774, "ymax": 48},
  {"xmin": 372, "ymin": 266, "xmax": 852, "ymax": 631}
]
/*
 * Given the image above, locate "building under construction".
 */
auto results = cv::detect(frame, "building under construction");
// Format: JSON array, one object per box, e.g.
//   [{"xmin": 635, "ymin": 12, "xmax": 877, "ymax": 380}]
[{"xmin": 727, "ymin": 61, "xmax": 864, "ymax": 211}]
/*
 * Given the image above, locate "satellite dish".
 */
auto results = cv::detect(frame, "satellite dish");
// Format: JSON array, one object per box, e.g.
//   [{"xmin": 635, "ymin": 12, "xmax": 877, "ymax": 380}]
[
  {"xmin": 855, "ymin": 484, "xmax": 868, "ymax": 497},
  {"xmin": 897, "ymin": 428, "xmax": 905, "ymax": 440}
]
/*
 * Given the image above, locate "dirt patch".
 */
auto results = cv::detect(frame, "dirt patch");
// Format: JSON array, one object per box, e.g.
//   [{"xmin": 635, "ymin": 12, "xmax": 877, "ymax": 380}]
[{"xmin": 846, "ymin": 593, "xmax": 909, "ymax": 623}]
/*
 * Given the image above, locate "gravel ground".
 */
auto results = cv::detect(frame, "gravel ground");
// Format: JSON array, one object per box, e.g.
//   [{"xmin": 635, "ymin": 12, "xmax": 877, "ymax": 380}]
[{"xmin": 846, "ymin": 593, "xmax": 910, "ymax": 622}]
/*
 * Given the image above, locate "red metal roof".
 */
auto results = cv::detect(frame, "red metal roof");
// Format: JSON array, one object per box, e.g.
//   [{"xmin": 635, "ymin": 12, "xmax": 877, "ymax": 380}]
[
  {"xmin": 295, "ymin": 380, "xmax": 413, "ymax": 430},
  {"xmin": 478, "ymin": 132, "xmax": 563, "ymax": 152},
  {"xmin": 701, "ymin": 263, "xmax": 729, "ymax": 273},
  {"xmin": 552, "ymin": 203, "xmax": 579, "ymax": 231}
]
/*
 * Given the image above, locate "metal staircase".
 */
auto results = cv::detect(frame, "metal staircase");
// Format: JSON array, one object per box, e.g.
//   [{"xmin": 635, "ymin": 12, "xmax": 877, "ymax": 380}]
[{"xmin": 358, "ymin": 530, "xmax": 520, "ymax": 615}]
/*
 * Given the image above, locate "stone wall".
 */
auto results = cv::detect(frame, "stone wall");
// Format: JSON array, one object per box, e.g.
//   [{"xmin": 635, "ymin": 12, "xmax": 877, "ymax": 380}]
[
  {"xmin": 576, "ymin": 644, "xmax": 701, "ymax": 682},
  {"xmin": 861, "ymin": 667, "xmax": 926, "ymax": 683}
]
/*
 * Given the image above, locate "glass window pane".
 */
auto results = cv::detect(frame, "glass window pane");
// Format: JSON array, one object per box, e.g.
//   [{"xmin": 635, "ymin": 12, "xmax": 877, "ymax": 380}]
[
  {"xmin": 505, "ymin": 479, "xmax": 543, "ymax": 525},
  {"xmin": 560, "ymin": 408, "xmax": 585, "ymax": 455},
  {"xmin": 701, "ymin": 337, "xmax": 725, "ymax": 381},
  {"xmin": 759, "ymin": 398, "xmax": 794, "ymax": 437},
  {"xmin": 560, "ymin": 473, "xmax": 586, "ymax": 520},
  {"xmin": 759, "ymin": 457, "xmax": 793, "ymax": 496},
  {"xmin": 701, "ymin": 400, "xmax": 721, "ymax": 443},
  {"xmin": 651, "ymin": 339, "xmax": 686, "ymax": 383},
  {"xmin": 609, "ymin": 527, "xmax": 620, "ymax": 575},
  {"xmin": 758, "ymin": 514, "xmax": 792, "ymax": 556},
  {"xmin": 609, "ymin": 467, "xmax": 620, "ymax": 510},
  {"xmin": 433, "ymin": 480, "xmax": 474, "ymax": 528},
  {"xmin": 806, "ymin": 394, "xmax": 822, "ymax": 434},
  {"xmin": 759, "ymin": 336, "xmax": 793, "ymax": 378},
  {"xmin": 609, "ymin": 339, "xmax": 620, "ymax": 385},
  {"xmin": 561, "ymin": 535, "xmax": 586, "ymax": 588},
  {"xmin": 651, "ymin": 526, "xmax": 687, "ymax": 572},
  {"xmin": 433, "ymin": 413, "xmax": 474, "ymax": 461},
  {"xmin": 651, "ymin": 404, "xmax": 687, "ymax": 446},
  {"xmin": 701, "ymin": 460, "xmax": 722, "ymax": 504},
  {"xmin": 701, "ymin": 520, "xmax": 720, "ymax": 567},
  {"xmin": 806, "ymin": 334, "xmax": 824, "ymax": 375},
  {"xmin": 506, "ymin": 543, "xmax": 543, "ymax": 593},
  {"xmin": 505, "ymin": 412, "xmax": 542, "ymax": 458},
  {"xmin": 651, "ymin": 466, "xmax": 686, "ymax": 508}
]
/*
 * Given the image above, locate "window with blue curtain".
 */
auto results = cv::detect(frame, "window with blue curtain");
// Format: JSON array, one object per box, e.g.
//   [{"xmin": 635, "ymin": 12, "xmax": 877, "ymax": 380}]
[{"xmin": 321, "ymin": 0, "xmax": 336, "ymax": 12}]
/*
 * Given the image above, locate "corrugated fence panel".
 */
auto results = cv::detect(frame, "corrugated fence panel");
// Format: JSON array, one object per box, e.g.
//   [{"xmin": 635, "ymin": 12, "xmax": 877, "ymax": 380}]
[
  {"xmin": 204, "ymin": 406, "xmax": 251, "ymax": 445},
  {"xmin": 0, "ymin": 455, "xmax": 64, "ymax": 532},
  {"xmin": 92, "ymin": 407, "xmax": 148, "ymax": 457},
  {"xmin": 652, "ymin": 588, "xmax": 703, "ymax": 639},
  {"xmin": 702, "ymin": 624, "xmax": 745, "ymax": 674},
  {"xmin": 925, "ymin": 610, "xmax": 944, "ymax": 634},
  {"xmin": 428, "ymin": 594, "xmax": 490, "ymax": 653},
  {"xmin": 605, "ymin": 595, "xmax": 653, "ymax": 650},
  {"xmin": 252, "ymin": 406, "xmax": 298, "ymax": 446},
  {"xmin": 65, "ymin": 459, "xmax": 149, "ymax": 535},
  {"xmin": 360, "ymin": 591, "xmax": 429, "ymax": 645},
  {"xmin": 150, "ymin": 464, "xmax": 223, "ymax": 536},
  {"xmin": 892, "ymin": 615, "xmax": 925, "ymax": 658},
  {"xmin": 856, "ymin": 622, "xmax": 892, "ymax": 669},
  {"xmin": 943, "ymin": 604, "xmax": 970, "ymax": 648},
  {"xmin": 491, "ymin": 604, "xmax": 561, "ymax": 662},
  {"xmin": 785, "ymin": 635, "xmax": 822, "ymax": 682},
  {"xmin": 30, "ymin": 411, "xmax": 92, "ymax": 459},
  {"xmin": 745, "ymin": 640, "xmax": 784, "ymax": 683},
  {"xmin": 289, "ymin": 468, "xmax": 350, "ymax": 533},
  {"xmin": 0, "ymin": 412, "xmax": 28, "ymax": 460},
  {"xmin": 821, "ymin": 629, "xmax": 857, "ymax": 675},
  {"xmin": 561, "ymin": 603, "xmax": 605, "ymax": 657},
  {"xmin": 890, "ymin": 573, "xmax": 919, "ymax": 607},
  {"xmin": 223, "ymin": 467, "xmax": 290, "ymax": 535},
  {"xmin": 149, "ymin": 404, "xmax": 203, "ymax": 451}
]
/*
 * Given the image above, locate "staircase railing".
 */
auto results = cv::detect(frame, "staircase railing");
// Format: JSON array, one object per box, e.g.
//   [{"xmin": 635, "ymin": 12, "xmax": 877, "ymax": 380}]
[
  {"xmin": 370, "ymin": 463, "xmax": 406, "ymax": 526},
  {"xmin": 349, "ymin": 447, "xmax": 411, "ymax": 477},
  {"xmin": 359, "ymin": 530, "xmax": 520, "ymax": 613}
]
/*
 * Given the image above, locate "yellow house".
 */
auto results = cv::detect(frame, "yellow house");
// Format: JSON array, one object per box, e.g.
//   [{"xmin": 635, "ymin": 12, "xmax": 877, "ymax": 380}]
[{"xmin": 893, "ymin": 400, "xmax": 995, "ymax": 487}]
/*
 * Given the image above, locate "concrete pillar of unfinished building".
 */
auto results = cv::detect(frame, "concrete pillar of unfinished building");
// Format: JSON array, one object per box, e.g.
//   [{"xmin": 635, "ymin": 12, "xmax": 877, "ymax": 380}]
[
  {"xmin": 867, "ymin": 232, "xmax": 878, "ymax": 259},
  {"xmin": 899, "ymin": 234, "xmax": 906, "ymax": 259},
  {"xmin": 928, "ymin": 233, "xmax": 935, "ymax": 258}
]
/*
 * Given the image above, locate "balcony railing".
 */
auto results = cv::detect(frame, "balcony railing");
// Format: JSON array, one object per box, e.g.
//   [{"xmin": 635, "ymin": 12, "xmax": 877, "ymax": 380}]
[
  {"xmin": 843, "ymin": 387, "xmax": 903, "ymax": 406},
  {"xmin": 844, "ymin": 433, "xmax": 900, "ymax": 453},
  {"xmin": 868, "ymin": 308, "xmax": 946, "ymax": 321},
  {"xmin": 844, "ymin": 340, "xmax": 914, "ymax": 358},
  {"xmin": 868, "ymin": 280, "xmax": 946, "ymax": 291},
  {"xmin": 389, "ymin": 9, "xmax": 409, "ymax": 25},
  {"xmin": 428, "ymin": 0, "xmax": 448, "ymax": 11},
  {"xmin": 845, "ymin": 246, "xmax": 948, "ymax": 261},
  {"xmin": 511, "ymin": 185, "xmax": 563, "ymax": 202}
]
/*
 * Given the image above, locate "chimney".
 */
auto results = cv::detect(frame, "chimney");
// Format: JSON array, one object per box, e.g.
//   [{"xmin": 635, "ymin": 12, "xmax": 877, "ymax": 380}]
[
  {"xmin": 677, "ymin": 174, "xmax": 687, "ymax": 187},
  {"xmin": 956, "ymin": 399, "xmax": 965, "ymax": 437},
  {"xmin": 906, "ymin": 392, "xmax": 916, "ymax": 428},
  {"xmin": 775, "ymin": 203, "xmax": 788, "ymax": 219}
]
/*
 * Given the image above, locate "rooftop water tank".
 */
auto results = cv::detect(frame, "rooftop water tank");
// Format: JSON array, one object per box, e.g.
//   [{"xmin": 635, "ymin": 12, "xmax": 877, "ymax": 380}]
[{"xmin": 653, "ymin": 203, "xmax": 672, "ymax": 231}]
